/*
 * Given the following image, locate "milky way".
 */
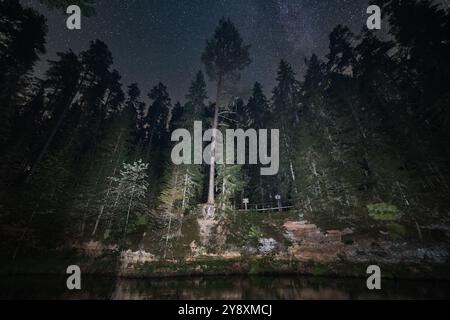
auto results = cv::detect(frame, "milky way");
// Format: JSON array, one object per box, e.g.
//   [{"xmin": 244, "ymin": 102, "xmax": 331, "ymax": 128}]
[{"xmin": 22, "ymin": 0, "xmax": 371, "ymax": 102}]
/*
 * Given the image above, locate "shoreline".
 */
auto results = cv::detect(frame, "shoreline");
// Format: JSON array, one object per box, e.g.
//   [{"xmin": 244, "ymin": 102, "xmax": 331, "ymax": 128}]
[{"xmin": 2, "ymin": 253, "xmax": 449, "ymax": 281}]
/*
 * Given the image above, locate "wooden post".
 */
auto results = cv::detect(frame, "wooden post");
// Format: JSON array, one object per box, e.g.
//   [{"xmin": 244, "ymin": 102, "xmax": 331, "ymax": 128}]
[
  {"xmin": 243, "ymin": 198, "xmax": 249, "ymax": 211},
  {"xmin": 275, "ymin": 195, "xmax": 282, "ymax": 212}
]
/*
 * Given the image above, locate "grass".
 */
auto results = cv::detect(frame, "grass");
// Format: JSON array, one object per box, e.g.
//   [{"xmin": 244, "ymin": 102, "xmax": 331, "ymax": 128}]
[{"xmin": 367, "ymin": 203, "xmax": 403, "ymax": 221}]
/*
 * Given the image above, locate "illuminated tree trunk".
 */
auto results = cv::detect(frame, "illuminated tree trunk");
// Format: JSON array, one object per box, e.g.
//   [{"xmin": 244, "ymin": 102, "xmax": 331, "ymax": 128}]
[{"xmin": 206, "ymin": 75, "xmax": 223, "ymax": 209}]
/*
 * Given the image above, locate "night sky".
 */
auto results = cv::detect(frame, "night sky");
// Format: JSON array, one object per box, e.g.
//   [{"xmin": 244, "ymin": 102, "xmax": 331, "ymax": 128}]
[{"xmin": 22, "ymin": 0, "xmax": 371, "ymax": 102}]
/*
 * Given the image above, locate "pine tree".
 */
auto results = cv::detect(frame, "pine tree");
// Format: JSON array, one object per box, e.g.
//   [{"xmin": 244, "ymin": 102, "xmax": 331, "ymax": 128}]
[
  {"xmin": 136, "ymin": 83, "xmax": 172, "ymax": 206},
  {"xmin": 271, "ymin": 60, "xmax": 301, "ymax": 201},
  {"xmin": 155, "ymin": 72, "xmax": 210, "ymax": 257},
  {"xmin": 215, "ymin": 99, "xmax": 247, "ymax": 213},
  {"xmin": 178, "ymin": 71, "xmax": 209, "ymax": 207},
  {"xmin": 326, "ymin": 25, "xmax": 355, "ymax": 75},
  {"xmin": 105, "ymin": 160, "xmax": 150, "ymax": 244},
  {"xmin": 22, "ymin": 40, "xmax": 115, "ymax": 184},
  {"xmin": 243, "ymin": 83, "xmax": 271, "ymax": 204},
  {"xmin": 185, "ymin": 71, "xmax": 208, "ymax": 122},
  {"xmin": 0, "ymin": 0, "xmax": 47, "ymax": 148},
  {"xmin": 201, "ymin": 18, "xmax": 251, "ymax": 213},
  {"xmin": 143, "ymin": 83, "xmax": 171, "ymax": 155},
  {"xmin": 156, "ymin": 165, "xmax": 185, "ymax": 259}
]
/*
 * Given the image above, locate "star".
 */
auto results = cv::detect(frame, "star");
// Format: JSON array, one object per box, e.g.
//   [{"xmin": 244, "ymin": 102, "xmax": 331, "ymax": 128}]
[{"xmin": 24, "ymin": 0, "xmax": 372, "ymax": 102}]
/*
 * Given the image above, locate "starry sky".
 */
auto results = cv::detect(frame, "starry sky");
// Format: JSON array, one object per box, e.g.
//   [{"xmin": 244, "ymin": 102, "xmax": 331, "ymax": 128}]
[{"xmin": 22, "ymin": 0, "xmax": 371, "ymax": 102}]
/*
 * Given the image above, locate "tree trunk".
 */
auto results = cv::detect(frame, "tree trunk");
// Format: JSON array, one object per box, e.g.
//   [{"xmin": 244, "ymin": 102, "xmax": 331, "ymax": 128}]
[
  {"xmin": 163, "ymin": 213, "xmax": 173, "ymax": 260},
  {"xmin": 207, "ymin": 74, "xmax": 223, "ymax": 207},
  {"xmin": 182, "ymin": 173, "xmax": 189, "ymax": 209},
  {"xmin": 91, "ymin": 129, "xmax": 124, "ymax": 236},
  {"xmin": 122, "ymin": 185, "xmax": 136, "ymax": 243},
  {"xmin": 163, "ymin": 170, "xmax": 179, "ymax": 259}
]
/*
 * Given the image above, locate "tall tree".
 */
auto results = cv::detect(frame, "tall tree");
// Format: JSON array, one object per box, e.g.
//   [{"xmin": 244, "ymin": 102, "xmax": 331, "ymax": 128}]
[
  {"xmin": 0, "ymin": 0, "xmax": 47, "ymax": 148},
  {"xmin": 184, "ymin": 71, "xmax": 208, "ymax": 122},
  {"xmin": 326, "ymin": 25, "xmax": 355, "ymax": 74},
  {"xmin": 271, "ymin": 60, "xmax": 301, "ymax": 200},
  {"xmin": 179, "ymin": 72, "xmax": 208, "ymax": 207},
  {"xmin": 201, "ymin": 18, "xmax": 251, "ymax": 214},
  {"xmin": 246, "ymin": 82, "xmax": 270, "ymax": 129},
  {"xmin": 143, "ymin": 83, "xmax": 172, "ymax": 154},
  {"xmin": 106, "ymin": 160, "xmax": 150, "ymax": 244},
  {"xmin": 23, "ymin": 40, "xmax": 114, "ymax": 183},
  {"xmin": 243, "ymin": 83, "xmax": 271, "ymax": 204}
]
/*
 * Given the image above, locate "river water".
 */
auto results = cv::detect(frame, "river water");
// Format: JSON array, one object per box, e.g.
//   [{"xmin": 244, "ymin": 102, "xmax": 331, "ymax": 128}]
[{"xmin": 0, "ymin": 275, "xmax": 449, "ymax": 300}]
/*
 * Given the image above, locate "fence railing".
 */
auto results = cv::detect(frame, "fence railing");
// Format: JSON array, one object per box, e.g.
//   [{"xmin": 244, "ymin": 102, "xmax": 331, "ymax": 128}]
[{"xmin": 237, "ymin": 202, "xmax": 295, "ymax": 212}]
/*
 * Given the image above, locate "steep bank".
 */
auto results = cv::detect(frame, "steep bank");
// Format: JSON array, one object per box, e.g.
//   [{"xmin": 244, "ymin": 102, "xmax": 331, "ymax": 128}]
[{"xmin": 1, "ymin": 209, "xmax": 449, "ymax": 280}]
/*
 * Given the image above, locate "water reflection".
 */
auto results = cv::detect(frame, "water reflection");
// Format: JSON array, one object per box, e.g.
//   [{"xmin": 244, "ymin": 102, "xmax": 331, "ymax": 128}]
[{"xmin": 1, "ymin": 275, "xmax": 449, "ymax": 300}]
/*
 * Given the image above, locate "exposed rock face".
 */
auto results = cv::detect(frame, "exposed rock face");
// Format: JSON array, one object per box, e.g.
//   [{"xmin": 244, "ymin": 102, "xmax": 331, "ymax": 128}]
[
  {"xmin": 189, "ymin": 240, "xmax": 206, "ymax": 257},
  {"xmin": 214, "ymin": 221, "xmax": 229, "ymax": 251},
  {"xmin": 284, "ymin": 221, "xmax": 320, "ymax": 240},
  {"xmin": 197, "ymin": 217, "xmax": 218, "ymax": 247},
  {"xmin": 259, "ymin": 238, "xmax": 277, "ymax": 255},
  {"xmin": 282, "ymin": 220, "xmax": 450, "ymax": 264},
  {"xmin": 190, "ymin": 240, "xmax": 198, "ymax": 256},
  {"xmin": 284, "ymin": 221, "xmax": 345, "ymax": 262},
  {"xmin": 287, "ymin": 243, "xmax": 344, "ymax": 263},
  {"xmin": 186, "ymin": 250, "xmax": 241, "ymax": 262},
  {"xmin": 120, "ymin": 249, "xmax": 157, "ymax": 269},
  {"xmin": 326, "ymin": 230, "xmax": 343, "ymax": 242},
  {"xmin": 221, "ymin": 251, "xmax": 241, "ymax": 259}
]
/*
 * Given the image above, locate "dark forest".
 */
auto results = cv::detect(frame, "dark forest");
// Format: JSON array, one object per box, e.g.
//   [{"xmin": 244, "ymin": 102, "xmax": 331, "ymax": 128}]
[{"xmin": 0, "ymin": 0, "xmax": 450, "ymax": 300}]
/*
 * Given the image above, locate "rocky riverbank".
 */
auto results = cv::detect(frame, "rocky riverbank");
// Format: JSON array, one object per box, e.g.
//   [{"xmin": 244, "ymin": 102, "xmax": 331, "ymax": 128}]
[{"xmin": 2, "ymin": 212, "xmax": 449, "ymax": 281}]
